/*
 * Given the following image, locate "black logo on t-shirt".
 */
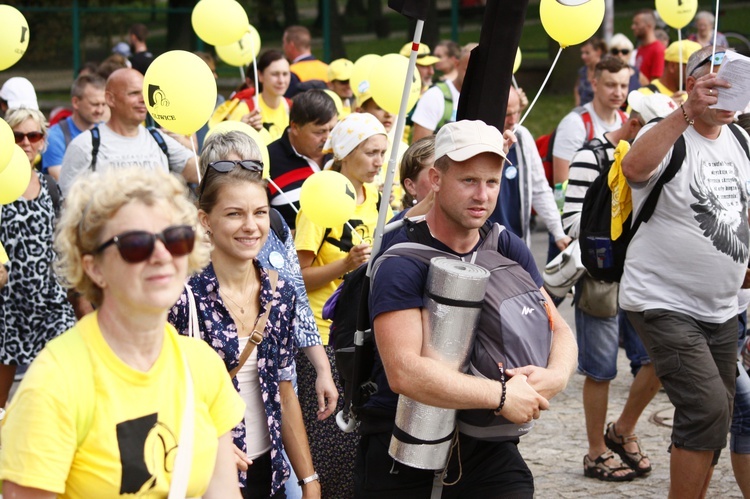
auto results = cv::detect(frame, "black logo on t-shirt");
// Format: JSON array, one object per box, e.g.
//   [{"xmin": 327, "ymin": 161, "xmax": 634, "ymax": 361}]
[{"xmin": 117, "ymin": 413, "xmax": 179, "ymax": 494}]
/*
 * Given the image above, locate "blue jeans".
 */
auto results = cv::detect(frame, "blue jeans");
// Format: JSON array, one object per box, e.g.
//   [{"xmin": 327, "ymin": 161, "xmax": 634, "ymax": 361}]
[
  {"xmin": 731, "ymin": 310, "xmax": 750, "ymax": 454},
  {"xmin": 575, "ymin": 300, "xmax": 620, "ymax": 381}
]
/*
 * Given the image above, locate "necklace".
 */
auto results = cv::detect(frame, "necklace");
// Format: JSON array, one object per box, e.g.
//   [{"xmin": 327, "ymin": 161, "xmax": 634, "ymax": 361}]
[
  {"xmin": 220, "ymin": 287, "xmax": 253, "ymax": 314},
  {"xmin": 223, "ymin": 300, "xmax": 247, "ymax": 333}
]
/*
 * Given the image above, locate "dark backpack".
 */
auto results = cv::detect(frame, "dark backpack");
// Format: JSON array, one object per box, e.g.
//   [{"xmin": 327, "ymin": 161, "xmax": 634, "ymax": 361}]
[
  {"xmin": 44, "ymin": 174, "xmax": 62, "ymax": 218},
  {"xmin": 536, "ymin": 107, "xmax": 628, "ymax": 188},
  {"xmin": 332, "ymin": 220, "xmax": 552, "ymax": 440},
  {"xmin": 579, "ymin": 123, "xmax": 750, "ymax": 282},
  {"xmin": 89, "ymin": 126, "xmax": 169, "ymax": 171}
]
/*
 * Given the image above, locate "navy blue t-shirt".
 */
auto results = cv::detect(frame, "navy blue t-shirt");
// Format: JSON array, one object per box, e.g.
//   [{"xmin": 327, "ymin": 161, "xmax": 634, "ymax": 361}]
[
  {"xmin": 364, "ymin": 221, "xmax": 543, "ymax": 418},
  {"xmin": 488, "ymin": 145, "xmax": 522, "ymax": 237}
]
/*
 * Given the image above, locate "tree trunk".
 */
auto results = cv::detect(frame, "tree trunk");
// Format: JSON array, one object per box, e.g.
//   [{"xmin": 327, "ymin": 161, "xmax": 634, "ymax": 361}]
[{"xmin": 166, "ymin": 0, "xmax": 194, "ymax": 50}]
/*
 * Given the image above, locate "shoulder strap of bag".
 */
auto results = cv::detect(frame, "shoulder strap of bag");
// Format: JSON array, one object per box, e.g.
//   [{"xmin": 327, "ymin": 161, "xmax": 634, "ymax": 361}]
[
  {"xmin": 44, "ymin": 174, "xmax": 62, "ymax": 217},
  {"xmin": 185, "ymin": 283, "xmax": 200, "ymax": 340},
  {"xmin": 60, "ymin": 117, "xmax": 73, "ymax": 146},
  {"xmin": 228, "ymin": 269, "xmax": 279, "ymax": 379},
  {"xmin": 168, "ymin": 341, "xmax": 195, "ymax": 499},
  {"xmin": 147, "ymin": 127, "xmax": 170, "ymax": 162},
  {"xmin": 631, "ymin": 134, "xmax": 686, "ymax": 232},
  {"xmin": 728, "ymin": 123, "xmax": 750, "ymax": 161},
  {"xmin": 90, "ymin": 127, "xmax": 100, "ymax": 172}
]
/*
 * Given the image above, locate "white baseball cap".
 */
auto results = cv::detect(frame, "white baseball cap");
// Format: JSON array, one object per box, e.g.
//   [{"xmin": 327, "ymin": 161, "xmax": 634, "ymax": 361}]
[
  {"xmin": 0, "ymin": 77, "xmax": 39, "ymax": 110},
  {"xmin": 434, "ymin": 120, "xmax": 507, "ymax": 163},
  {"xmin": 627, "ymin": 91, "xmax": 679, "ymax": 124}
]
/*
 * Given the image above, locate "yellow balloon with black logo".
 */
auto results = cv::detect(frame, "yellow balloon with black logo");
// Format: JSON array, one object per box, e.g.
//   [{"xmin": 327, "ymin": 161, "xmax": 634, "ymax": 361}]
[
  {"xmin": 216, "ymin": 25, "xmax": 262, "ymax": 67},
  {"xmin": 0, "ymin": 5, "xmax": 29, "ymax": 71},
  {"xmin": 656, "ymin": 0, "xmax": 697, "ymax": 30},
  {"xmin": 540, "ymin": 0, "xmax": 605, "ymax": 48},
  {"xmin": 143, "ymin": 51, "xmax": 217, "ymax": 135},
  {"xmin": 0, "ymin": 145, "xmax": 32, "ymax": 205},
  {"xmin": 191, "ymin": 0, "xmax": 248, "ymax": 46},
  {"xmin": 299, "ymin": 171, "xmax": 357, "ymax": 228}
]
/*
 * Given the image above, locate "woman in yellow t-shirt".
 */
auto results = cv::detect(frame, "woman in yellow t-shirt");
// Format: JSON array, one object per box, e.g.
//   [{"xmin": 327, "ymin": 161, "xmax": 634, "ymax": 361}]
[
  {"xmin": 0, "ymin": 168, "xmax": 244, "ymax": 499},
  {"xmin": 294, "ymin": 112, "xmax": 391, "ymax": 496},
  {"xmin": 242, "ymin": 50, "xmax": 292, "ymax": 142}
]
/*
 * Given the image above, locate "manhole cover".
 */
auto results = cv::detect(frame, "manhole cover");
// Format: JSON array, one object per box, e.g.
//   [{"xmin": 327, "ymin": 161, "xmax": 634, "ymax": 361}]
[{"xmin": 650, "ymin": 407, "xmax": 674, "ymax": 428}]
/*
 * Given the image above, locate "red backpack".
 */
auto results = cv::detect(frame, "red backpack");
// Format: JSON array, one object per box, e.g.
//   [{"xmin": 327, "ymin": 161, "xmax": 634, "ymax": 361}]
[{"xmin": 535, "ymin": 107, "xmax": 627, "ymax": 188}]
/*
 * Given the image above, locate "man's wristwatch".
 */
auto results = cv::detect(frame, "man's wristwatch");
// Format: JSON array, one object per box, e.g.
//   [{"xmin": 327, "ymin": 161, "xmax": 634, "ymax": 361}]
[{"xmin": 297, "ymin": 472, "xmax": 320, "ymax": 487}]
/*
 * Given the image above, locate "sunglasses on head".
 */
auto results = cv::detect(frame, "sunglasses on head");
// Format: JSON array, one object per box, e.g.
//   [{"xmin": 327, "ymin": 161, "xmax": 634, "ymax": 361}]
[
  {"xmin": 14, "ymin": 131, "xmax": 44, "ymax": 144},
  {"xmin": 610, "ymin": 48, "xmax": 630, "ymax": 56},
  {"xmin": 95, "ymin": 225, "xmax": 195, "ymax": 263},
  {"xmin": 690, "ymin": 51, "xmax": 726, "ymax": 76},
  {"xmin": 199, "ymin": 159, "xmax": 264, "ymax": 197}
]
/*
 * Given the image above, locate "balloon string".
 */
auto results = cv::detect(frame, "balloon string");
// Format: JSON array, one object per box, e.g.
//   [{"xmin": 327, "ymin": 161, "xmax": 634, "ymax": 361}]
[
  {"xmin": 191, "ymin": 136, "xmax": 200, "ymax": 184},
  {"xmin": 250, "ymin": 33, "xmax": 259, "ymax": 95},
  {"xmin": 517, "ymin": 47, "xmax": 562, "ymax": 129},
  {"xmin": 265, "ymin": 178, "xmax": 362, "ymax": 243},
  {"xmin": 240, "ymin": 66, "xmax": 245, "ymax": 82},
  {"xmin": 710, "ymin": 0, "xmax": 720, "ymax": 74},
  {"xmin": 678, "ymin": 30, "xmax": 683, "ymax": 93},
  {"xmin": 512, "ymin": 75, "xmax": 519, "ymax": 90}
]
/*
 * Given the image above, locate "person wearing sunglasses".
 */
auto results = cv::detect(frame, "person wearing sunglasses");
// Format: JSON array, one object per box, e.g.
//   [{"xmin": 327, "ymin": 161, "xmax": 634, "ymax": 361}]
[
  {"xmin": 0, "ymin": 167, "xmax": 245, "ymax": 498},
  {"xmin": 0, "ymin": 107, "xmax": 76, "ymax": 417},
  {"xmin": 620, "ymin": 45, "xmax": 750, "ymax": 498},
  {"xmin": 574, "ymin": 36, "xmax": 606, "ymax": 107},
  {"xmin": 169, "ymin": 131, "xmax": 321, "ymax": 499},
  {"xmin": 608, "ymin": 33, "xmax": 642, "ymax": 102}
]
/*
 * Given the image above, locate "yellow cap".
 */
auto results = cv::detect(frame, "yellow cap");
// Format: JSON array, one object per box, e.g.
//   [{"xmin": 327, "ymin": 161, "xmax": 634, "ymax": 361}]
[
  {"xmin": 328, "ymin": 58, "xmax": 354, "ymax": 81},
  {"xmin": 399, "ymin": 42, "xmax": 440, "ymax": 66},
  {"xmin": 664, "ymin": 40, "xmax": 703, "ymax": 64}
]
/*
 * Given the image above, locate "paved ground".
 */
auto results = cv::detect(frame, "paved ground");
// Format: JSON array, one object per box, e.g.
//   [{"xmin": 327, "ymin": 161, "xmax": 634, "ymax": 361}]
[{"xmin": 524, "ymin": 226, "xmax": 743, "ymax": 498}]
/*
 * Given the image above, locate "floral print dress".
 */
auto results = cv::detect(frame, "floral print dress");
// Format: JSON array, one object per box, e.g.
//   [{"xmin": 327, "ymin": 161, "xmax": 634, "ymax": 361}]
[{"xmin": 169, "ymin": 261, "xmax": 297, "ymax": 495}]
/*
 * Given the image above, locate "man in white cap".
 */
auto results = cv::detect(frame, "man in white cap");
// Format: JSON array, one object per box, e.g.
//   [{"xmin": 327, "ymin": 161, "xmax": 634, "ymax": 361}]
[
  {"xmin": 355, "ymin": 119, "xmax": 577, "ymax": 497},
  {"xmin": 0, "ymin": 77, "xmax": 39, "ymax": 113},
  {"xmin": 621, "ymin": 45, "xmax": 750, "ymax": 497},
  {"xmin": 562, "ymin": 91, "xmax": 679, "ymax": 482}
]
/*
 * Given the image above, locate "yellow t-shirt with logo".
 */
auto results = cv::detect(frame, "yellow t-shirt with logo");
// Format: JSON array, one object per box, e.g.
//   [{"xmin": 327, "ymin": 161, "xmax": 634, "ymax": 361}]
[
  {"xmin": 257, "ymin": 96, "xmax": 290, "ymax": 142},
  {"xmin": 295, "ymin": 182, "xmax": 391, "ymax": 343},
  {"xmin": 0, "ymin": 312, "xmax": 244, "ymax": 498}
]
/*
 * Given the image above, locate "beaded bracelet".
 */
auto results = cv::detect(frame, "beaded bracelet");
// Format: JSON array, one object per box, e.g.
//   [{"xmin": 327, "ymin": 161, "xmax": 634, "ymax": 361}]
[
  {"xmin": 681, "ymin": 104, "xmax": 694, "ymax": 127},
  {"xmin": 494, "ymin": 364, "xmax": 507, "ymax": 414}
]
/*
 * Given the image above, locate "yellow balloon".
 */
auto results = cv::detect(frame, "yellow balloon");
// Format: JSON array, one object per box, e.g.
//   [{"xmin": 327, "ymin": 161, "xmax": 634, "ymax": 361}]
[
  {"xmin": 656, "ymin": 0, "xmax": 698, "ymax": 30},
  {"xmin": 0, "ymin": 119, "xmax": 14, "ymax": 174},
  {"xmin": 540, "ymin": 0, "xmax": 605, "ymax": 48},
  {"xmin": 205, "ymin": 121, "xmax": 271, "ymax": 177},
  {"xmin": 0, "ymin": 241, "xmax": 8, "ymax": 265},
  {"xmin": 192, "ymin": 0, "xmax": 248, "ymax": 46},
  {"xmin": 144, "ymin": 51, "xmax": 217, "ymax": 136},
  {"xmin": 368, "ymin": 54, "xmax": 421, "ymax": 116},
  {"xmin": 299, "ymin": 171, "xmax": 357, "ymax": 228},
  {"xmin": 351, "ymin": 54, "xmax": 381, "ymax": 98},
  {"xmin": 216, "ymin": 25, "xmax": 262, "ymax": 67},
  {"xmin": 0, "ymin": 145, "xmax": 31, "ymax": 205},
  {"xmin": 513, "ymin": 47, "xmax": 522, "ymax": 74},
  {"xmin": 0, "ymin": 5, "xmax": 29, "ymax": 71}
]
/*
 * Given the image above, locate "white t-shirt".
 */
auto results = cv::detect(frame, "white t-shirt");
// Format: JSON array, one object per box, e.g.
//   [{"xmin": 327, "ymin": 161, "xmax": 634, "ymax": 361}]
[
  {"xmin": 236, "ymin": 336, "xmax": 272, "ymax": 459},
  {"xmin": 59, "ymin": 123, "xmax": 194, "ymax": 195},
  {"xmin": 411, "ymin": 80, "xmax": 459, "ymax": 132},
  {"xmin": 620, "ymin": 123, "xmax": 750, "ymax": 323},
  {"xmin": 552, "ymin": 102, "xmax": 625, "ymax": 163}
]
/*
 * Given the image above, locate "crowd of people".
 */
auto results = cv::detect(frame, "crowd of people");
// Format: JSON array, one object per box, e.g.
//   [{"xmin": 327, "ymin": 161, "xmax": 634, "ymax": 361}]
[{"xmin": 0, "ymin": 8, "xmax": 749, "ymax": 499}]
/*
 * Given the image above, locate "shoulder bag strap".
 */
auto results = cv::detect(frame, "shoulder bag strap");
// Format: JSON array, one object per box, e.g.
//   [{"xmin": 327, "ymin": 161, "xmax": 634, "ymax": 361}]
[
  {"xmin": 185, "ymin": 284, "xmax": 200, "ymax": 340},
  {"xmin": 168, "ymin": 345, "xmax": 195, "ymax": 499},
  {"xmin": 228, "ymin": 269, "xmax": 279, "ymax": 379}
]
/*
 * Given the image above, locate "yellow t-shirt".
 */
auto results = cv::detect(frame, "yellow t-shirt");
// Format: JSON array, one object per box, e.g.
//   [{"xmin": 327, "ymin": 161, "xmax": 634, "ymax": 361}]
[
  {"xmin": 257, "ymin": 96, "xmax": 290, "ymax": 142},
  {"xmin": 0, "ymin": 312, "xmax": 244, "ymax": 498},
  {"xmin": 295, "ymin": 182, "xmax": 391, "ymax": 343}
]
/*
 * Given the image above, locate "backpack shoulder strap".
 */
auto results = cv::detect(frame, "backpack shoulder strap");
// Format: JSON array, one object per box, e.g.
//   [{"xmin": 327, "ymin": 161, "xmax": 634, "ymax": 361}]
[
  {"xmin": 60, "ymin": 117, "xmax": 73, "ymax": 146},
  {"xmin": 646, "ymin": 84, "xmax": 660, "ymax": 94},
  {"xmin": 587, "ymin": 138, "xmax": 611, "ymax": 174},
  {"xmin": 147, "ymin": 127, "xmax": 170, "ymax": 162},
  {"xmin": 579, "ymin": 109, "xmax": 595, "ymax": 142},
  {"xmin": 616, "ymin": 109, "xmax": 628, "ymax": 123},
  {"xmin": 728, "ymin": 123, "xmax": 750, "ymax": 161},
  {"xmin": 44, "ymin": 174, "xmax": 62, "ymax": 217},
  {"xmin": 435, "ymin": 82, "xmax": 454, "ymax": 132},
  {"xmin": 632, "ymin": 134, "xmax": 686, "ymax": 230},
  {"xmin": 269, "ymin": 208, "xmax": 288, "ymax": 241},
  {"xmin": 90, "ymin": 126, "xmax": 100, "ymax": 172}
]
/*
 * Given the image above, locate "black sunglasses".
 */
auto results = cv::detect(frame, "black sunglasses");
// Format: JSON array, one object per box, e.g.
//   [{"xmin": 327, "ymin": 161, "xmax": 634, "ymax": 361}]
[
  {"xmin": 689, "ymin": 51, "xmax": 726, "ymax": 76},
  {"xmin": 610, "ymin": 48, "xmax": 630, "ymax": 56},
  {"xmin": 199, "ymin": 159, "xmax": 264, "ymax": 197},
  {"xmin": 95, "ymin": 225, "xmax": 195, "ymax": 263},
  {"xmin": 14, "ymin": 131, "xmax": 44, "ymax": 144}
]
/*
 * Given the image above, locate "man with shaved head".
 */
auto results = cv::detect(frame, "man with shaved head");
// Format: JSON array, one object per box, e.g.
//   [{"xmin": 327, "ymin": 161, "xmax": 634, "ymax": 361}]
[{"xmin": 59, "ymin": 68, "xmax": 198, "ymax": 195}]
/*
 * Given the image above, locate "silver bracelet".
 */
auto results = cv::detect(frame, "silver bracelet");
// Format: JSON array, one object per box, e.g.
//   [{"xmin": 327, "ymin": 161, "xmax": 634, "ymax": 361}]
[{"xmin": 297, "ymin": 472, "xmax": 320, "ymax": 486}]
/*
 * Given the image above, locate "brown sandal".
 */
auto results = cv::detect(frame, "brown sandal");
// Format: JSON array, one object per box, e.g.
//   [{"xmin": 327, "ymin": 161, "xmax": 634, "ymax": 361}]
[
  {"xmin": 583, "ymin": 450, "xmax": 637, "ymax": 482},
  {"xmin": 605, "ymin": 422, "xmax": 652, "ymax": 476}
]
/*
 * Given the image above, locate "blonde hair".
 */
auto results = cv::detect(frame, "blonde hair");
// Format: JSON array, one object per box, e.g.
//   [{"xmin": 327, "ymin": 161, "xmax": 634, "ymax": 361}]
[
  {"xmin": 4, "ymin": 107, "xmax": 48, "ymax": 153},
  {"xmin": 54, "ymin": 167, "xmax": 209, "ymax": 307}
]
